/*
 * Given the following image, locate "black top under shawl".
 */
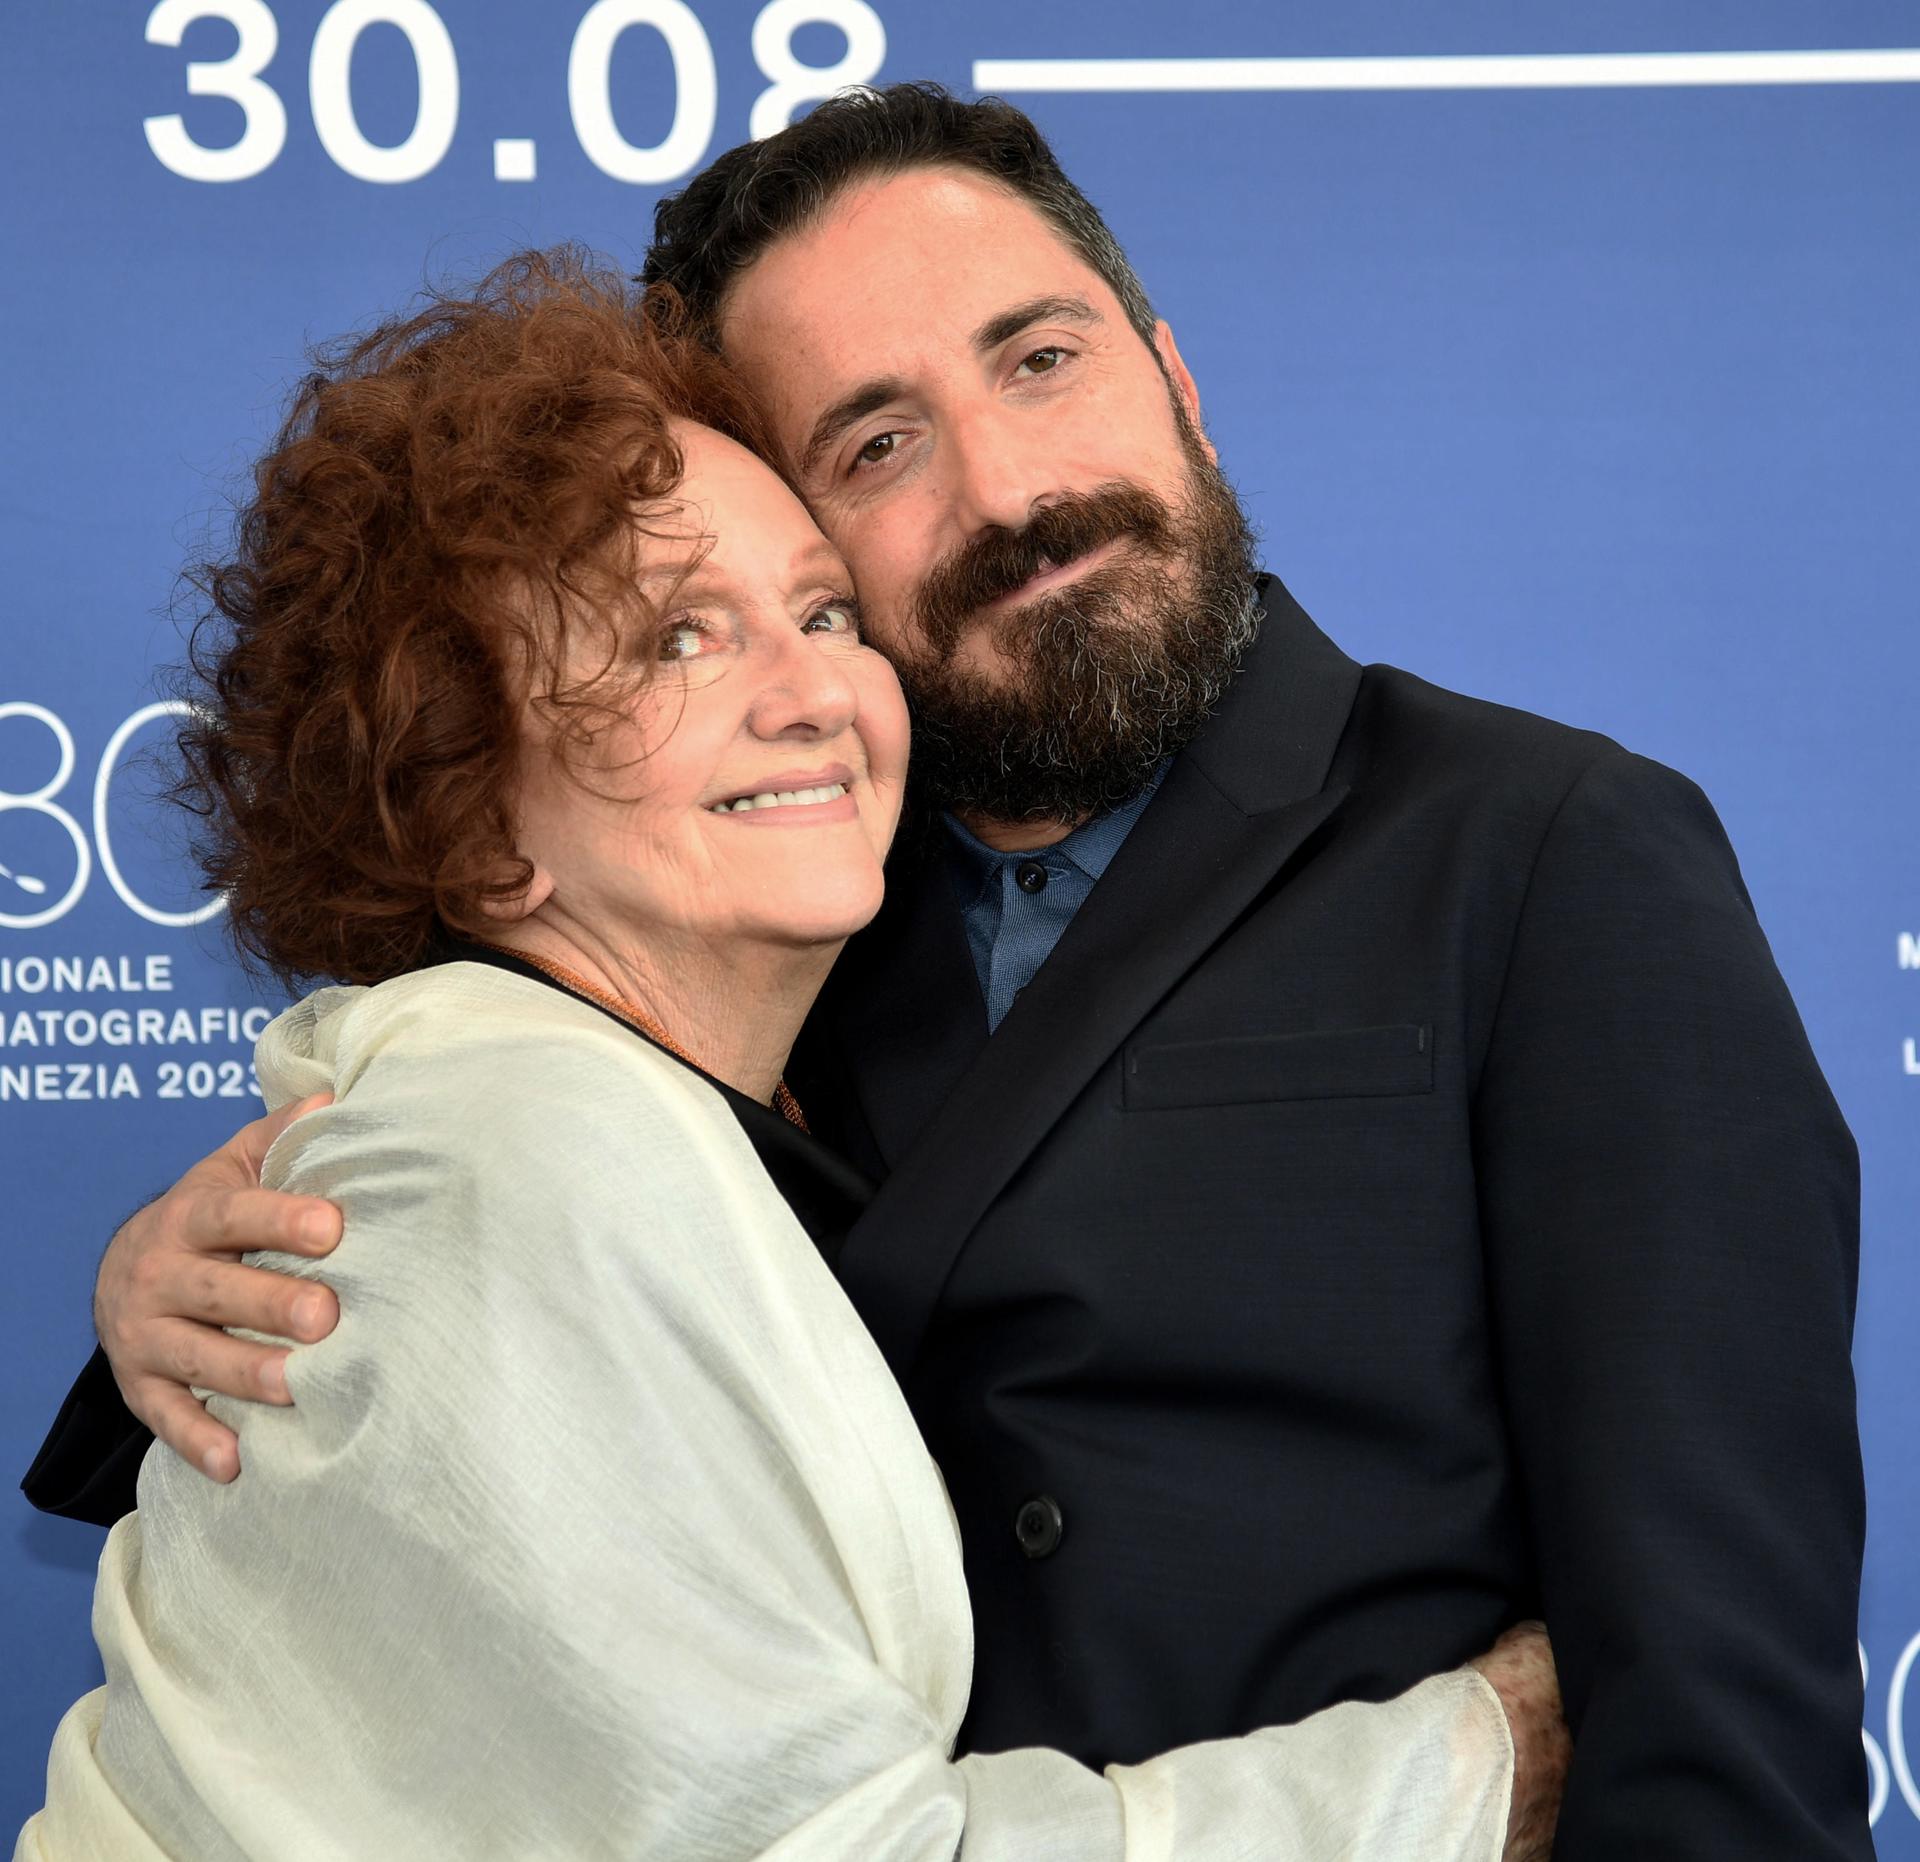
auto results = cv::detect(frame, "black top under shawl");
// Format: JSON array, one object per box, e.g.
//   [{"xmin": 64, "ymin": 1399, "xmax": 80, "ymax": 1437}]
[{"xmin": 435, "ymin": 940, "xmax": 876, "ymax": 1270}]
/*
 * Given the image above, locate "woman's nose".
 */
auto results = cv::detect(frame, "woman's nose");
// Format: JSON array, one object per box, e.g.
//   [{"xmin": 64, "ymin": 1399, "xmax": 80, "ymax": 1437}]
[{"xmin": 745, "ymin": 626, "xmax": 860, "ymax": 740}]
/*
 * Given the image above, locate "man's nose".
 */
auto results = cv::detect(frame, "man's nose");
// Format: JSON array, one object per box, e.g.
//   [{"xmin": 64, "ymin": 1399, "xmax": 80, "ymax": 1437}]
[
  {"xmin": 745, "ymin": 625, "xmax": 859, "ymax": 740},
  {"xmin": 947, "ymin": 404, "xmax": 1057, "ymax": 535}
]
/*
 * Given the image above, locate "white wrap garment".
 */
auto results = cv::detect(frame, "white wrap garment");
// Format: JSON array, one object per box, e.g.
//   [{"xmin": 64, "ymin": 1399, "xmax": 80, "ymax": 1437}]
[{"xmin": 20, "ymin": 962, "xmax": 1512, "ymax": 1860}]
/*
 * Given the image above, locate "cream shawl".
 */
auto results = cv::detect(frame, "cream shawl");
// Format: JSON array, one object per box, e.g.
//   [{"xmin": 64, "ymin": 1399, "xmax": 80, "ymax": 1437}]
[{"xmin": 20, "ymin": 962, "xmax": 1511, "ymax": 1860}]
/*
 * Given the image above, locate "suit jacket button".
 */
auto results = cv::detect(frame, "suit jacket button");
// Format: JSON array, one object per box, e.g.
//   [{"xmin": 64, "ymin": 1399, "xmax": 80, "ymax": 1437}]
[{"xmin": 1015, "ymin": 1494, "xmax": 1064, "ymax": 1559}]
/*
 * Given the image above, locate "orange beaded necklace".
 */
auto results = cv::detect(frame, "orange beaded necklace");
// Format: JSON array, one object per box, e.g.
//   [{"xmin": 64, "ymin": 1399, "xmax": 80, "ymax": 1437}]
[{"xmin": 474, "ymin": 940, "xmax": 808, "ymax": 1132}]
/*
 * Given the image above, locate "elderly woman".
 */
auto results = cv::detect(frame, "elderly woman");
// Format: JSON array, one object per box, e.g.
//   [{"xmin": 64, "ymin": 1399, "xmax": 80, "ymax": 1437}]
[{"xmin": 19, "ymin": 251, "xmax": 1517, "ymax": 1860}]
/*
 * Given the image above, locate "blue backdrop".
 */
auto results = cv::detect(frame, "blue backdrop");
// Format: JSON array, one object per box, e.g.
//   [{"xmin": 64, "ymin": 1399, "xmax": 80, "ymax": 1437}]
[{"xmin": 3, "ymin": 2, "xmax": 1915, "ymax": 1844}]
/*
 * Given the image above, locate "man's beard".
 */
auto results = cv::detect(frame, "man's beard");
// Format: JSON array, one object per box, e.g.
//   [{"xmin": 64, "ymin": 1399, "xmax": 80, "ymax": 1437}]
[{"xmin": 893, "ymin": 408, "xmax": 1261, "ymax": 827}]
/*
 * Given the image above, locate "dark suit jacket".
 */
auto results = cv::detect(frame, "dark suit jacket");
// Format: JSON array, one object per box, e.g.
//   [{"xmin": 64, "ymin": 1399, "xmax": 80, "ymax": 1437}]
[{"xmin": 28, "ymin": 579, "xmax": 1870, "ymax": 1858}]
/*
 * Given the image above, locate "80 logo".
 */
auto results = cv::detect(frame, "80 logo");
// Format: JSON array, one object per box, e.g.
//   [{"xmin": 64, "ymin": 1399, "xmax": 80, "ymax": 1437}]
[{"xmin": 0, "ymin": 701, "xmax": 220, "ymax": 931}]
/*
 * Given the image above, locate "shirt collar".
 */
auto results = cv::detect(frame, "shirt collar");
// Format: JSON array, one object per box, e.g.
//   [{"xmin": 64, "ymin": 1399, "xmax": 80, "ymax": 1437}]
[{"xmin": 941, "ymin": 758, "xmax": 1171, "ymax": 890}]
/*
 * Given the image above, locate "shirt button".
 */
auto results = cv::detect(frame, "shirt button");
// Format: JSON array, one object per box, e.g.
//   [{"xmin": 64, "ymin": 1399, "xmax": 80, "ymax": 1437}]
[
  {"xmin": 1014, "ymin": 1494, "xmax": 1065, "ymax": 1559},
  {"xmin": 1014, "ymin": 861, "xmax": 1049, "ymax": 894}
]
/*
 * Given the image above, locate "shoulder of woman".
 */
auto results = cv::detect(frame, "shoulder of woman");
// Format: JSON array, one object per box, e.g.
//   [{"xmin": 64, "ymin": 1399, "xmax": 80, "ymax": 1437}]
[
  {"xmin": 254, "ymin": 964, "xmax": 842, "ymax": 1401},
  {"xmin": 267, "ymin": 961, "xmax": 684, "ymax": 1086},
  {"xmin": 260, "ymin": 961, "xmax": 761, "ymax": 1223}
]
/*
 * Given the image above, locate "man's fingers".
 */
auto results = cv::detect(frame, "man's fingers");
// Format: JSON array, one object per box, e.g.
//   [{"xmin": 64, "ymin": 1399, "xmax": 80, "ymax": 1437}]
[
  {"xmin": 140, "ymin": 1316, "xmax": 298, "ymax": 1405},
  {"xmin": 182, "ymin": 1184, "xmax": 342, "ymax": 1259},
  {"xmin": 91, "ymin": 1099, "xmax": 339, "ymax": 1456},
  {"xmin": 168, "ymin": 1256, "xmax": 338, "ymax": 1344},
  {"xmin": 227, "ymin": 1091, "xmax": 333, "ymax": 1179},
  {"xmin": 132, "ymin": 1378, "xmax": 242, "ymax": 1483}
]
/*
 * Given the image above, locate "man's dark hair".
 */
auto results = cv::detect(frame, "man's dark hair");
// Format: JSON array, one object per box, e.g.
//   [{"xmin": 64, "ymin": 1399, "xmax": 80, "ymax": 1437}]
[{"xmin": 643, "ymin": 82, "xmax": 1156, "ymax": 347}]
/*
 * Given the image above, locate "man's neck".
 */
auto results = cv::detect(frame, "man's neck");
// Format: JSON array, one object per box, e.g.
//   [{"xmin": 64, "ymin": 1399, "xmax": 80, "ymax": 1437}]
[{"xmin": 949, "ymin": 811, "xmax": 1085, "ymax": 855}]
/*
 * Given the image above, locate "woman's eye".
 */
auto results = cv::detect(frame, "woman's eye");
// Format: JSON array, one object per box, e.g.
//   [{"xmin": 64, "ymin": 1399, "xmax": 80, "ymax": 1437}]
[
  {"xmin": 803, "ymin": 602, "xmax": 861, "ymax": 638},
  {"xmin": 659, "ymin": 619, "xmax": 708, "ymax": 661}
]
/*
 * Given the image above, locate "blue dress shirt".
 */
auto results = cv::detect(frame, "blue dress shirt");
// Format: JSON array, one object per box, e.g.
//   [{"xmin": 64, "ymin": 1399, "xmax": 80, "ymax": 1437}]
[{"xmin": 943, "ymin": 762, "xmax": 1170, "ymax": 1031}]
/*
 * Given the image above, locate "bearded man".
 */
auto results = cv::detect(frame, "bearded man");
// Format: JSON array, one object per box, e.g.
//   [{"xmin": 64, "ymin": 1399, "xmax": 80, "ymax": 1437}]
[{"xmin": 29, "ymin": 83, "xmax": 1869, "ymax": 1861}]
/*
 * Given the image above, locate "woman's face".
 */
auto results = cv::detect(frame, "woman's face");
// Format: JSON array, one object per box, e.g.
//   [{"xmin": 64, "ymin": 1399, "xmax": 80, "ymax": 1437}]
[{"xmin": 508, "ymin": 422, "xmax": 910, "ymax": 960}]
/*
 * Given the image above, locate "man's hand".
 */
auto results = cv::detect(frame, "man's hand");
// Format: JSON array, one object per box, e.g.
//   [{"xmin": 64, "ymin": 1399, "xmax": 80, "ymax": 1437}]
[
  {"xmin": 95, "ymin": 1094, "xmax": 341, "ymax": 1483},
  {"xmin": 1471, "ymin": 1621, "xmax": 1570, "ymax": 1862}
]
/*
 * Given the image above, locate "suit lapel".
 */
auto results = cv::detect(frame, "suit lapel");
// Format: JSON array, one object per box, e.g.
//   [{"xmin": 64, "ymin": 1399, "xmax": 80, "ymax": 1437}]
[{"xmin": 836, "ymin": 579, "xmax": 1366, "ymax": 1374}]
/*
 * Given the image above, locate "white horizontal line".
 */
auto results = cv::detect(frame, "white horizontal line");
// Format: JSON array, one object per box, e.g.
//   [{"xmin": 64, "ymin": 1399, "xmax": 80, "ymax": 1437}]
[{"xmin": 972, "ymin": 50, "xmax": 1920, "ymax": 93}]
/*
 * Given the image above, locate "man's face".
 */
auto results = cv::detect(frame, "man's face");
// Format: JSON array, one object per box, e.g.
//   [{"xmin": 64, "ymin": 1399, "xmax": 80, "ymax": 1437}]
[{"xmin": 719, "ymin": 166, "xmax": 1257, "ymax": 825}]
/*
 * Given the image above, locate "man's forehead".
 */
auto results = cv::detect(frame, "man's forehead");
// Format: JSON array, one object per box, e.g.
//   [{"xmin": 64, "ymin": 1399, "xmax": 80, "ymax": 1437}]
[{"xmin": 717, "ymin": 167, "xmax": 1111, "ymax": 414}]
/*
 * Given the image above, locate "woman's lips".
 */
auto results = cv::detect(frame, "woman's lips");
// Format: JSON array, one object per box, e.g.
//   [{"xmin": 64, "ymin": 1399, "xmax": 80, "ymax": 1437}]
[
  {"xmin": 710, "ymin": 787, "xmax": 859, "ymax": 826},
  {"xmin": 705, "ymin": 767, "xmax": 861, "ymax": 825}
]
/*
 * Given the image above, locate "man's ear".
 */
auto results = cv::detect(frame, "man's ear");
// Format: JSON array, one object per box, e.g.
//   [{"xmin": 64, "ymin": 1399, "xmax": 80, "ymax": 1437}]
[{"xmin": 1153, "ymin": 321, "xmax": 1215, "ymax": 463}]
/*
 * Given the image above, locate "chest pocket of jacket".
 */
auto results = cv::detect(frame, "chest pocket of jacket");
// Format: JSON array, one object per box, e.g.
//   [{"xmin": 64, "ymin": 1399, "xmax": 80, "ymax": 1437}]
[{"xmin": 1122, "ymin": 1022, "xmax": 1433, "ymax": 1111}]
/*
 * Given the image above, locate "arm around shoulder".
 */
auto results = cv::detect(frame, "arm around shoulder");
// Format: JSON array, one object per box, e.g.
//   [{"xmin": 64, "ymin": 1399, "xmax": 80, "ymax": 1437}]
[
  {"xmin": 22, "ymin": 1090, "xmax": 343, "ymax": 1519},
  {"xmin": 74, "ymin": 995, "xmax": 1523, "ymax": 1860}
]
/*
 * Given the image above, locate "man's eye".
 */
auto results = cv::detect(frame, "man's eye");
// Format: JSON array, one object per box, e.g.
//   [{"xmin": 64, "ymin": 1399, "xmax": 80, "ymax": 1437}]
[
  {"xmin": 1017, "ymin": 347, "xmax": 1065, "ymax": 376},
  {"xmin": 853, "ymin": 432, "xmax": 899, "ymax": 470}
]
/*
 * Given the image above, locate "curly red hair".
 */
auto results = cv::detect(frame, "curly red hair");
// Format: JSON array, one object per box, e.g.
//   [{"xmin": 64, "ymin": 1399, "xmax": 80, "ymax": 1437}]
[{"xmin": 175, "ymin": 247, "xmax": 765, "ymax": 987}]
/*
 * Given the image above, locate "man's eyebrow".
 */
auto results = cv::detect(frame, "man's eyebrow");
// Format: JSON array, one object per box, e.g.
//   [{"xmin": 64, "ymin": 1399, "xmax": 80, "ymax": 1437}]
[
  {"xmin": 797, "ymin": 377, "xmax": 907, "ymax": 481},
  {"xmin": 971, "ymin": 294, "xmax": 1102, "ymax": 355},
  {"xmin": 793, "ymin": 298, "xmax": 1102, "ymax": 482}
]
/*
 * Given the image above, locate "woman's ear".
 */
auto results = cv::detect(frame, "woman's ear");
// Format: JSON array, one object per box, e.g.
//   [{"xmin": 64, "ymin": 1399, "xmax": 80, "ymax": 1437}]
[{"xmin": 478, "ymin": 856, "xmax": 555, "ymax": 924}]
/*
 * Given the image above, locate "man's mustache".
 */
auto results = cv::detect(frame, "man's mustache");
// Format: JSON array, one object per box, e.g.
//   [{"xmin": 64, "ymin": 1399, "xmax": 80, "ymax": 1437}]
[{"xmin": 912, "ymin": 482, "xmax": 1180, "ymax": 652}]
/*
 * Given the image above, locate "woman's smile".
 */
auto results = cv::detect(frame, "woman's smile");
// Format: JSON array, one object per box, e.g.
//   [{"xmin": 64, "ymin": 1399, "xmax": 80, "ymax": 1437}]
[{"xmin": 705, "ymin": 764, "xmax": 859, "ymax": 822}]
